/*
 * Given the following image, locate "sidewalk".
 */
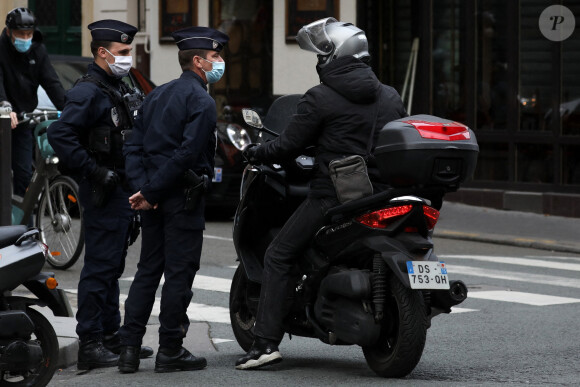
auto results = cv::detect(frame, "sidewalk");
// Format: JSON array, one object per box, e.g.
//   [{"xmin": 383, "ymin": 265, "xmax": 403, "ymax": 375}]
[
  {"xmin": 435, "ymin": 201, "xmax": 580, "ymax": 254},
  {"xmin": 50, "ymin": 202, "xmax": 580, "ymax": 369}
]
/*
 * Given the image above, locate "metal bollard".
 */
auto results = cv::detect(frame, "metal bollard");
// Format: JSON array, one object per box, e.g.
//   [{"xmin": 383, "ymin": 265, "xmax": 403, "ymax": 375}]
[{"xmin": 0, "ymin": 105, "xmax": 12, "ymax": 225}]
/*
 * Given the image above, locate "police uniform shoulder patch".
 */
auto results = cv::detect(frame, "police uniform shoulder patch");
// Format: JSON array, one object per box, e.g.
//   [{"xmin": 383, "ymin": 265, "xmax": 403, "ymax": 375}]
[{"xmin": 111, "ymin": 107, "xmax": 120, "ymax": 127}]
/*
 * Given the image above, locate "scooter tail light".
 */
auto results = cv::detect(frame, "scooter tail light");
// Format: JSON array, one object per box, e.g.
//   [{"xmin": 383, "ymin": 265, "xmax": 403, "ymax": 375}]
[
  {"xmin": 355, "ymin": 205, "xmax": 413, "ymax": 229},
  {"xmin": 423, "ymin": 205, "xmax": 440, "ymax": 230}
]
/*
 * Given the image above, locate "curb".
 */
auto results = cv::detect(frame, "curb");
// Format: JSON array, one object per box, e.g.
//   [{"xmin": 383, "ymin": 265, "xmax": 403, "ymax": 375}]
[{"xmin": 435, "ymin": 229, "xmax": 580, "ymax": 254}]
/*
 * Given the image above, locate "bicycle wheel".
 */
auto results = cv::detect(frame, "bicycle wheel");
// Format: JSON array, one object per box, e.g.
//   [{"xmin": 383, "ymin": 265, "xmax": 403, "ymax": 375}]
[{"xmin": 36, "ymin": 175, "xmax": 84, "ymax": 270}]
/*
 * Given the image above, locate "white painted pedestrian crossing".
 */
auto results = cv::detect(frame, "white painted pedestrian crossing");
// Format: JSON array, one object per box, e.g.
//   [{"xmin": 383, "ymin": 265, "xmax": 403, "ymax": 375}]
[
  {"xmin": 439, "ymin": 254, "xmax": 580, "ymax": 272},
  {"xmin": 121, "ymin": 274, "xmax": 231, "ymax": 293},
  {"xmin": 63, "ymin": 253, "xmax": 580, "ymax": 325},
  {"xmin": 468, "ymin": 290, "xmax": 580, "ymax": 306},
  {"xmin": 448, "ymin": 264, "xmax": 580, "ymax": 289}
]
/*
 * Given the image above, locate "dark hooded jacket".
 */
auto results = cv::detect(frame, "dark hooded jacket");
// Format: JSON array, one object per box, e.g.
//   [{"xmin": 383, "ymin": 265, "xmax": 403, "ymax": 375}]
[
  {"xmin": 254, "ymin": 55, "xmax": 407, "ymax": 198},
  {"xmin": 0, "ymin": 27, "xmax": 65, "ymax": 113}
]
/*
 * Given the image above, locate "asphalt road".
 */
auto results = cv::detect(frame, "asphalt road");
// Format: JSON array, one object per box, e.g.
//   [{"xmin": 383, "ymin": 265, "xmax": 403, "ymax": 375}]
[{"xmin": 47, "ymin": 219, "xmax": 580, "ymax": 386}]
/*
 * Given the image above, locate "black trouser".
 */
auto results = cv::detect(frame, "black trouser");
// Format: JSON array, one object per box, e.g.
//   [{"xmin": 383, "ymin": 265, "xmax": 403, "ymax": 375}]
[
  {"xmin": 119, "ymin": 192, "xmax": 204, "ymax": 349},
  {"xmin": 11, "ymin": 122, "xmax": 33, "ymax": 197},
  {"xmin": 76, "ymin": 179, "xmax": 133, "ymax": 341},
  {"xmin": 253, "ymin": 195, "xmax": 338, "ymax": 342}
]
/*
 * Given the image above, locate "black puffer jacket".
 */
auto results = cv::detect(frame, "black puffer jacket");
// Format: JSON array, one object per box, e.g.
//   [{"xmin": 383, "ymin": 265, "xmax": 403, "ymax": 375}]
[
  {"xmin": 254, "ymin": 55, "xmax": 407, "ymax": 198},
  {"xmin": 0, "ymin": 28, "xmax": 65, "ymax": 113}
]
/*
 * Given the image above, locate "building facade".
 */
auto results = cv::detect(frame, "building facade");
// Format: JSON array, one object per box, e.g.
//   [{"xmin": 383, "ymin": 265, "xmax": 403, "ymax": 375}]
[{"xmin": 2, "ymin": 0, "xmax": 578, "ymax": 216}]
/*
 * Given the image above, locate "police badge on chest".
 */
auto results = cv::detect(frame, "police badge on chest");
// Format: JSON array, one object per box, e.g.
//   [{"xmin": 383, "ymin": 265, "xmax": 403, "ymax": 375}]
[{"xmin": 111, "ymin": 107, "xmax": 120, "ymax": 127}]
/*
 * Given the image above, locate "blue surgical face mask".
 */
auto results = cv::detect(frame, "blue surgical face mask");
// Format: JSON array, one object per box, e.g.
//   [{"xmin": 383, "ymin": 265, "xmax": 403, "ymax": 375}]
[
  {"xmin": 14, "ymin": 37, "xmax": 32, "ymax": 53},
  {"xmin": 200, "ymin": 57, "xmax": 225, "ymax": 84}
]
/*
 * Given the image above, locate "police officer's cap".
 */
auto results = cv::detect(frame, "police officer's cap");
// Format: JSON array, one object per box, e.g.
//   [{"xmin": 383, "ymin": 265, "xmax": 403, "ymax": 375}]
[
  {"xmin": 172, "ymin": 26, "xmax": 229, "ymax": 52},
  {"xmin": 88, "ymin": 19, "xmax": 138, "ymax": 44}
]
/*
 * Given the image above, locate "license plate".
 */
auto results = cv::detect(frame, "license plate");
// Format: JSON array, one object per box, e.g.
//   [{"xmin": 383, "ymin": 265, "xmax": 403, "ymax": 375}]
[
  {"xmin": 406, "ymin": 261, "xmax": 450, "ymax": 289},
  {"xmin": 213, "ymin": 167, "xmax": 222, "ymax": 183}
]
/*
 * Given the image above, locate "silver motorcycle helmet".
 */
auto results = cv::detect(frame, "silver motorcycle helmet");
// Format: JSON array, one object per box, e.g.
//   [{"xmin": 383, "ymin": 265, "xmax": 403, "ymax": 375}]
[{"xmin": 296, "ymin": 17, "xmax": 370, "ymax": 68}]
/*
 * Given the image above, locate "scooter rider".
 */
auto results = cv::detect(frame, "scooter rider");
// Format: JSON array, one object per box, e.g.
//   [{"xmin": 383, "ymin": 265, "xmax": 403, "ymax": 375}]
[
  {"xmin": 47, "ymin": 19, "xmax": 153, "ymax": 370},
  {"xmin": 236, "ymin": 18, "xmax": 407, "ymax": 370}
]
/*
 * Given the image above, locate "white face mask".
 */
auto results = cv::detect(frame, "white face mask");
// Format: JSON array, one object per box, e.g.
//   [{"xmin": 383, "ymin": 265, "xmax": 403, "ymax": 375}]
[{"xmin": 104, "ymin": 48, "xmax": 132, "ymax": 77}]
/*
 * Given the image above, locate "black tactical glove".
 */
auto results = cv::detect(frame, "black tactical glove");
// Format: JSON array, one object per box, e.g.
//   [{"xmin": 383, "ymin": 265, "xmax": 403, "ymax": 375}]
[
  {"xmin": 89, "ymin": 166, "xmax": 120, "ymax": 208},
  {"xmin": 242, "ymin": 143, "xmax": 261, "ymax": 164}
]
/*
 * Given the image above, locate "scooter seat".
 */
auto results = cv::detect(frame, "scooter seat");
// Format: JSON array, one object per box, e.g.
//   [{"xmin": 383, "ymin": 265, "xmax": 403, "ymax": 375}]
[{"xmin": 0, "ymin": 225, "xmax": 29, "ymax": 249}]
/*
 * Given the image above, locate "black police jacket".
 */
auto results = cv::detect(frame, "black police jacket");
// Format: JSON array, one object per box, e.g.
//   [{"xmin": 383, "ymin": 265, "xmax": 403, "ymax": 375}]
[
  {"xmin": 48, "ymin": 63, "xmax": 132, "ymax": 178},
  {"xmin": 0, "ymin": 28, "xmax": 65, "ymax": 113},
  {"xmin": 253, "ymin": 56, "xmax": 407, "ymax": 198},
  {"xmin": 124, "ymin": 70, "xmax": 217, "ymax": 206}
]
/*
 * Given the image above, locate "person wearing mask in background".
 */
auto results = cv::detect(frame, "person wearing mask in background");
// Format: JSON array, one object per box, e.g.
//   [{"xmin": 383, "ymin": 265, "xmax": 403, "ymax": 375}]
[
  {"xmin": 47, "ymin": 19, "xmax": 153, "ymax": 371},
  {"xmin": 0, "ymin": 7, "xmax": 65, "ymax": 197},
  {"xmin": 116, "ymin": 26, "xmax": 228, "ymax": 374},
  {"xmin": 236, "ymin": 18, "xmax": 407, "ymax": 370}
]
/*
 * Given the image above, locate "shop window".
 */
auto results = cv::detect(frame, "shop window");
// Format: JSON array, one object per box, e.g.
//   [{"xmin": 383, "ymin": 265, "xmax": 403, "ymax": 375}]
[
  {"xmin": 476, "ymin": 0, "xmax": 508, "ymax": 130},
  {"xmin": 561, "ymin": 2, "xmax": 580, "ymax": 136},
  {"xmin": 432, "ymin": 0, "xmax": 465, "ymax": 123},
  {"xmin": 562, "ymin": 145, "xmax": 580, "ymax": 185},
  {"xmin": 519, "ymin": 3, "xmax": 554, "ymax": 132},
  {"xmin": 473, "ymin": 142, "xmax": 509, "ymax": 181},
  {"xmin": 210, "ymin": 0, "xmax": 273, "ymax": 118},
  {"xmin": 516, "ymin": 143, "xmax": 554, "ymax": 183}
]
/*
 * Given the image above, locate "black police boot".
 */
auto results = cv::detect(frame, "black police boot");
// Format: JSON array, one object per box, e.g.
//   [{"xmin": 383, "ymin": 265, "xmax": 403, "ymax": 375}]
[
  {"xmin": 154, "ymin": 347, "xmax": 207, "ymax": 373},
  {"xmin": 104, "ymin": 331, "xmax": 154, "ymax": 359},
  {"xmin": 235, "ymin": 336, "xmax": 282, "ymax": 370},
  {"xmin": 77, "ymin": 339, "xmax": 119, "ymax": 370},
  {"xmin": 118, "ymin": 346, "xmax": 141, "ymax": 373}
]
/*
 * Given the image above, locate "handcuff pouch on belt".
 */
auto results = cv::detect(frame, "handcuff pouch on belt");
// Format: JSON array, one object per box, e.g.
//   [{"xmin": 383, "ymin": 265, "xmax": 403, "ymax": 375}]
[{"xmin": 183, "ymin": 169, "xmax": 209, "ymax": 211}]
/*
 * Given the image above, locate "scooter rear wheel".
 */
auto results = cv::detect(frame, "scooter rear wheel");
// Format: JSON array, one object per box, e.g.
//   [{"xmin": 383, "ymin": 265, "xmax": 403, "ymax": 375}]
[
  {"xmin": 362, "ymin": 275, "xmax": 428, "ymax": 378},
  {"xmin": 0, "ymin": 308, "xmax": 59, "ymax": 387},
  {"xmin": 229, "ymin": 264, "xmax": 256, "ymax": 352}
]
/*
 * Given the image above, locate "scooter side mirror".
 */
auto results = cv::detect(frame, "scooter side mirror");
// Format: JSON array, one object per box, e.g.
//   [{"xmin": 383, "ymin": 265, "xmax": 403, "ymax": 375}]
[{"xmin": 242, "ymin": 108, "xmax": 263, "ymax": 129}]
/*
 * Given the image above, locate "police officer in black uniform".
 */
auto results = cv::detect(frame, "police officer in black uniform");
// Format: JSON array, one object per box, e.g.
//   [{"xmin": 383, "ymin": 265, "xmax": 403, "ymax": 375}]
[
  {"xmin": 0, "ymin": 7, "xmax": 65, "ymax": 197},
  {"xmin": 235, "ymin": 18, "xmax": 407, "ymax": 370},
  {"xmin": 47, "ymin": 19, "xmax": 153, "ymax": 370},
  {"xmin": 116, "ymin": 26, "xmax": 229, "ymax": 374}
]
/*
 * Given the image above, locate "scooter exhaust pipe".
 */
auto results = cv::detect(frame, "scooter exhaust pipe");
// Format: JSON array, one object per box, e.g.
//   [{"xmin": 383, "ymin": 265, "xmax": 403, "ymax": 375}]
[{"xmin": 430, "ymin": 280, "xmax": 468, "ymax": 311}]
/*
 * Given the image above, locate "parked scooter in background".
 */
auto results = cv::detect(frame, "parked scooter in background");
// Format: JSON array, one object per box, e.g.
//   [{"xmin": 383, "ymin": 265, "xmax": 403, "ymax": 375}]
[
  {"xmin": 0, "ymin": 225, "xmax": 73, "ymax": 387},
  {"xmin": 229, "ymin": 95, "xmax": 478, "ymax": 378}
]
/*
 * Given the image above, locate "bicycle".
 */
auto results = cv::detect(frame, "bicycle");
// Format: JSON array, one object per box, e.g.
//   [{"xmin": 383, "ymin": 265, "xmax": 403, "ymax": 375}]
[{"xmin": 11, "ymin": 110, "xmax": 84, "ymax": 270}]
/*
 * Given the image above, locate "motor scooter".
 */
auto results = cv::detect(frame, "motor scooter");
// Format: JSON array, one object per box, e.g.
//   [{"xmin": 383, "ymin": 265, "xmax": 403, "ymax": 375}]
[
  {"xmin": 229, "ymin": 95, "xmax": 479, "ymax": 377},
  {"xmin": 0, "ymin": 225, "xmax": 73, "ymax": 387}
]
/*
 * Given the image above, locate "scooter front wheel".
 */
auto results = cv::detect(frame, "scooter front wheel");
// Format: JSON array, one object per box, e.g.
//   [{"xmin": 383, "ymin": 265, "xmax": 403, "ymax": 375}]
[
  {"xmin": 362, "ymin": 274, "xmax": 428, "ymax": 378},
  {"xmin": 229, "ymin": 263, "xmax": 257, "ymax": 352},
  {"xmin": 0, "ymin": 308, "xmax": 59, "ymax": 387}
]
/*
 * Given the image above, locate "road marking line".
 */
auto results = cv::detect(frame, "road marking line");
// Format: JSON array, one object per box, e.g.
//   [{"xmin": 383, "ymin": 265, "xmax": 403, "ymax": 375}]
[
  {"xmin": 212, "ymin": 338, "xmax": 234, "ymax": 344},
  {"xmin": 204, "ymin": 234, "xmax": 234, "ymax": 242},
  {"xmin": 449, "ymin": 265, "xmax": 580, "ymax": 289},
  {"xmin": 468, "ymin": 290, "xmax": 580, "ymax": 306},
  {"xmin": 121, "ymin": 274, "xmax": 232, "ymax": 293},
  {"xmin": 439, "ymin": 254, "xmax": 580, "ymax": 272},
  {"xmin": 450, "ymin": 307, "xmax": 479, "ymax": 314}
]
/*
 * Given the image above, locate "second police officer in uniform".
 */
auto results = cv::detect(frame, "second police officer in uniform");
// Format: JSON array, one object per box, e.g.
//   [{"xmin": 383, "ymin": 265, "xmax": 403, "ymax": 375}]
[
  {"xmin": 117, "ymin": 26, "xmax": 229, "ymax": 374},
  {"xmin": 47, "ymin": 19, "xmax": 153, "ymax": 370}
]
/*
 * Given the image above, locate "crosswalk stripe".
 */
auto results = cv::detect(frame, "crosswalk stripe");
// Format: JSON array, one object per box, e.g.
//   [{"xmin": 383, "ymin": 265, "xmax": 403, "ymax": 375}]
[
  {"xmin": 450, "ymin": 307, "xmax": 479, "ymax": 314},
  {"xmin": 121, "ymin": 275, "xmax": 232, "ymax": 293},
  {"xmin": 468, "ymin": 290, "xmax": 580, "ymax": 306},
  {"xmin": 64, "ymin": 289, "xmax": 231, "ymax": 324},
  {"xmin": 449, "ymin": 265, "xmax": 580, "ymax": 289},
  {"xmin": 439, "ymin": 254, "xmax": 580, "ymax": 272},
  {"xmin": 117, "ymin": 294, "xmax": 231, "ymax": 324},
  {"xmin": 204, "ymin": 234, "xmax": 234, "ymax": 242}
]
